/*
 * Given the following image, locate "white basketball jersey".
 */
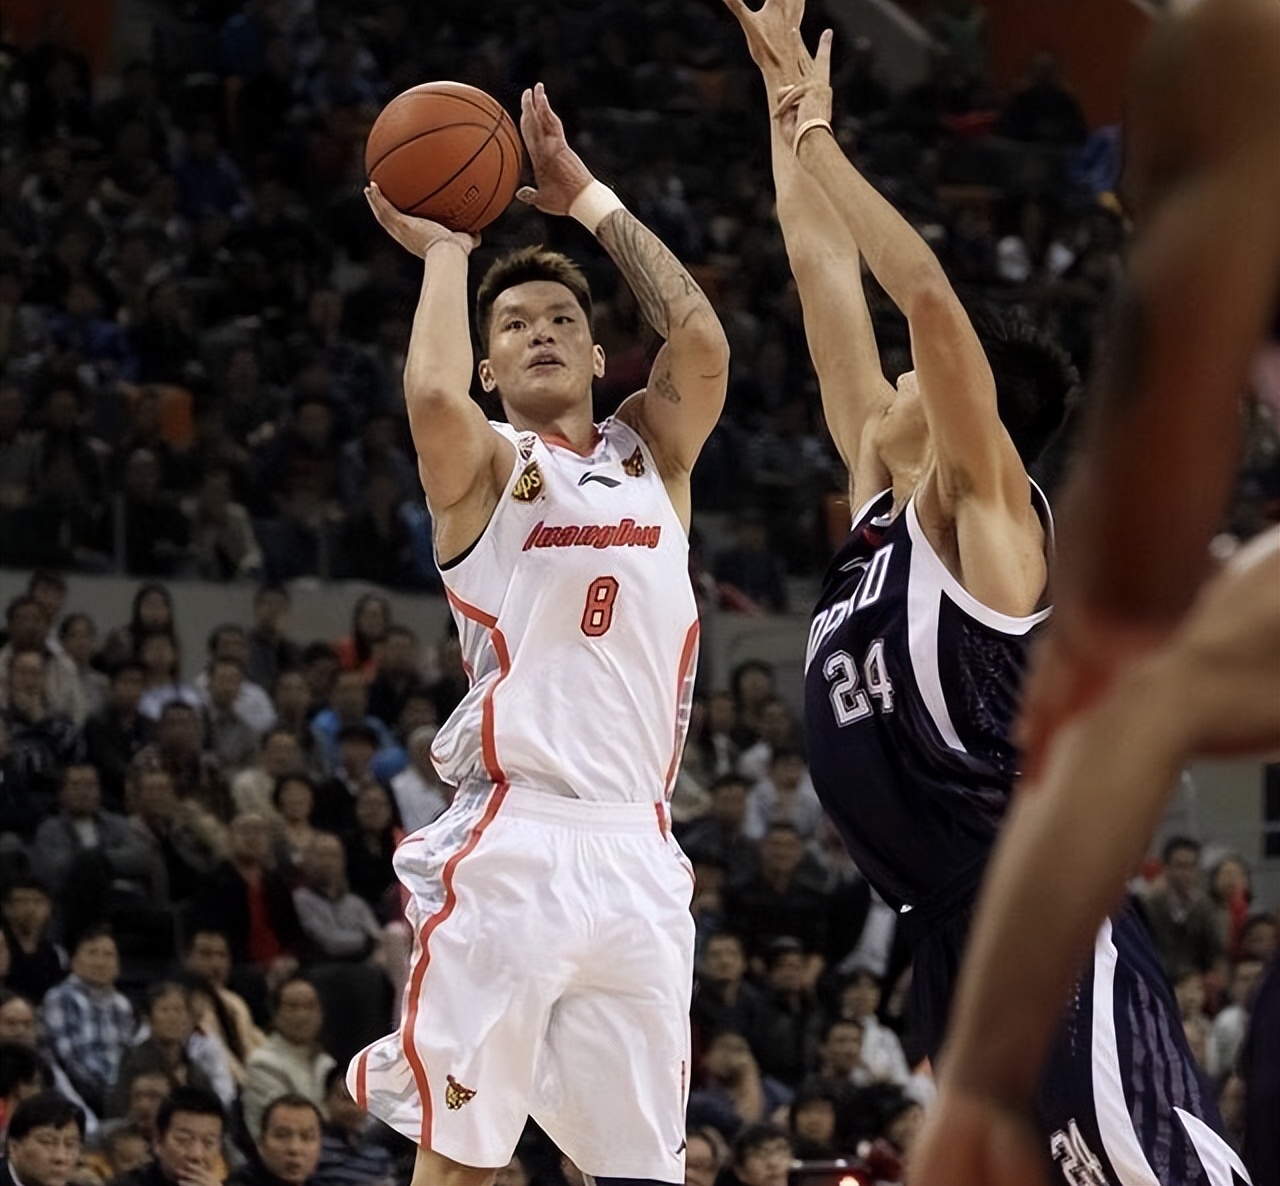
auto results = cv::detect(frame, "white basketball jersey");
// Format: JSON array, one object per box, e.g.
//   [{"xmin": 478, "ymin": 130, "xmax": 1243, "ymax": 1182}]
[{"xmin": 431, "ymin": 417, "xmax": 700, "ymax": 804}]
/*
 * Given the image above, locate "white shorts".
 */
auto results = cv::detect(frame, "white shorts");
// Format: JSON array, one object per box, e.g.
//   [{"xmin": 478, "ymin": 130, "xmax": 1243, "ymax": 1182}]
[{"xmin": 348, "ymin": 784, "xmax": 696, "ymax": 1181}]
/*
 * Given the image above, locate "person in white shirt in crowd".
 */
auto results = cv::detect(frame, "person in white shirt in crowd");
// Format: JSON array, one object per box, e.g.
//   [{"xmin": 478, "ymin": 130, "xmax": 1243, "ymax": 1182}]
[
  {"xmin": 195, "ymin": 624, "xmax": 277, "ymax": 735},
  {"xmin": 388, "ymin": 725, "xmax": 452, "ymax": 835},
  {"xmin": 743, "ymin": 747, "xmax": 823, "ymax": 842},
  {"xmin": 836, "ymin": 967, "xmax": 910, "ymax": 1087},
  {"xmin": 57, "ymin": 613, "xmax": 109, "ymax": 718}
]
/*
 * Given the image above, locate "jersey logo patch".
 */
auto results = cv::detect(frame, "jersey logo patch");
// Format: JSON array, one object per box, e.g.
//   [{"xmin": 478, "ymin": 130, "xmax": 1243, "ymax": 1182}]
[
  {"xmin": 511, "ymin": 460, "xmax": 545, "ymax": 503},
  {"xmin": 622, "ymin": 446, "xmax": 646, "ymax": 477},
  {"xmin": 444, "ymin": 1075, "xmax": 476, "ymax": 1110},
  {"xmin": 578, "ymin": 471, "xmax": 621, "ymax": 488},
  {"xmin": 516, "ymin": 433, "xmax": 537, "ymax": 461}
]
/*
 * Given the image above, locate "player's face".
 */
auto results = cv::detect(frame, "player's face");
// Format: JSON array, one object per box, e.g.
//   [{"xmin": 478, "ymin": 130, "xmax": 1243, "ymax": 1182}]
[{"xmin": 483, "ymin": 281, "xmax": 604, "ymax": 422}]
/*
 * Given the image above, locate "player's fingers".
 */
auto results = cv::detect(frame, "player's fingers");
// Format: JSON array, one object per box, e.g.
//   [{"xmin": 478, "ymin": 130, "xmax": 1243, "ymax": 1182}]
[{"xmin": 815, "ymin": 28, "xmax": 833, "ymax": 81}]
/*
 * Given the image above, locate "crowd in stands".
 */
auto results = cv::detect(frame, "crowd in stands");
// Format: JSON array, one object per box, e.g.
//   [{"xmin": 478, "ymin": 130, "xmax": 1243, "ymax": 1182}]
[
  {"xmin": 1, "ymin": 565, "xmax": 1275, "ymax": 1184},
  {"xmin": 1, "ymin": 0, "xmax": 1278, "ymax": 1183}
]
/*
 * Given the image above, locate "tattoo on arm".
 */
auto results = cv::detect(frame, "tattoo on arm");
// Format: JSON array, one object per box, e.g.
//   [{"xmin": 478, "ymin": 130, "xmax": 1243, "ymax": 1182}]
[{"xmin": 596, "ymin": 209, "xmax": 703, "ymax": 341}]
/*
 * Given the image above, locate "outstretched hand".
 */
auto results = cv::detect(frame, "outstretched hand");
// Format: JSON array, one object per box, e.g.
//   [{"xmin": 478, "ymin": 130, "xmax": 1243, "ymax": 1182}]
[
  {"xmin": 515, "ymin": 82, "xmax": 595, "ymax": 217},
  {"xmin": 720, "ymin": 0, "xmax": 812, "ymax": 91},
  {"xmin": 364, "ymin": 183, "xmax": 478, "ymax": 258},
  {"xmin": 772, "ymin": 27, "xmax": 834, "ymax": 146}
]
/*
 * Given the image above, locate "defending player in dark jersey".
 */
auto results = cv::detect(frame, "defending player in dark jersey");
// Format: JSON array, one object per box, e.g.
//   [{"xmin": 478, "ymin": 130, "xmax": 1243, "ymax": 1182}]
[
  {"xmin": 720, "ymin": 1, "xmax": 1245, "ymax": 1182},
  {"xmin": 912, "ymin": 0, "xmax": 1280, "ymax": 1181}
]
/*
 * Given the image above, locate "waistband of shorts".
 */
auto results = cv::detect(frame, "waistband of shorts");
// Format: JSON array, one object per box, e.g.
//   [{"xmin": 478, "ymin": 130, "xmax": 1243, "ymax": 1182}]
[{"xmin": 493, "ymin": 784, "xmax": 669, "ymax": 833}]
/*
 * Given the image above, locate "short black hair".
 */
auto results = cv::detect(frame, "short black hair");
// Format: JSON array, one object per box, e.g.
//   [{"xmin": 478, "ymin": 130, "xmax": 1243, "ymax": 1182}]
[
  {"xmin": 272, "ymin": 772, "xmax": 315, "ymax": 810},
  {"xmin": 1163, "ymin": 835, "xmax": 1201, "ymax": 864},
  {"xmin": 475, "ymin": 246, "xmax": 594, "ymax": 352},
  {"xmin": 155, "ymin": 1085, "xmax": 224, "ymax": 1137},
  {"xmin": 27, "ymin": 569, "xmax": 67, "ymax": 594},
  {"xmin": 71, "ymin": 924, "xmax": 115, "ymax": 954},
  {"xmin": 822, "ymin": 1015, "xmax": 864, "ymax": 1042},
  {"xmin": 8, "ymin": 1091, "xmax": 86, "ymax": 1142},
  {"xmin": 971, "ymin": 305, "xmax": 1079, "ymax": 467},
  {"xmin": 207, "ymin": 622, "xmax": 245, "ymax": 653},
  {"xmin": 336, "ymin": 723, "xmax": 379, "ymax": 748},
  {"xmin": 5, "ymin": 594, "xmax": 42, "ymax": 623},
  {"xmin": 269, "ymin": 974, "xmax": 318, "ymax": 1015},
  {"xmin": 57, "ymin": 612, "xmax": 93, "ymax": 641},
  {"xmin": 260, "ymin": 1092, "xmax": 323, "ymax": 1137},
  {"xmin": 0, "ymin": 1043, "xmax": 50, "ymax": 1096},
  {"xmin": 733, "ymin": 1122, "xmax": 792, "ymax": 1162},
  {"xmin": 109, "ymin": 659, "xmax": 147, "ymax": 683},
  {"xmin": 2, "ymin": 874, "xmax": 51, "ymax": 901},
  {"xmin": 323, "ymin": 1065, "xmax": 348, "ymax": 1096}
]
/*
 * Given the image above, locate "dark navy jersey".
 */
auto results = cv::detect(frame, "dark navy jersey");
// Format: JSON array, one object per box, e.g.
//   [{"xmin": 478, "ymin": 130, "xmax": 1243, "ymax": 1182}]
[{"xmin": 803, "ymin": 486, "xmax": 1051, "ymax": 922}]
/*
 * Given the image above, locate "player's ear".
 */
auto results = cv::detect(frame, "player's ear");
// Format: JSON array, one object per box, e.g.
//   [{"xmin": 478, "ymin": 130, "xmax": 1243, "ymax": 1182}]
[
  {"xmin": 592, "ymin": 343, "xmax": 606, "ymax": 379},
  {"xmin": 478, "ymin": 359, "xmax": 496, "ymax": 392}
]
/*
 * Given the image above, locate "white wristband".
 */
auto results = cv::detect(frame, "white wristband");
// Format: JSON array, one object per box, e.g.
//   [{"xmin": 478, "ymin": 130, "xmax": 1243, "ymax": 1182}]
[
  {"xmin": 569, "ymin": 180, "xmax": 625, "ymax": 234},
  {"xmin": 793, "ymin": 117, "xmax": 833, "ymax": 155}
]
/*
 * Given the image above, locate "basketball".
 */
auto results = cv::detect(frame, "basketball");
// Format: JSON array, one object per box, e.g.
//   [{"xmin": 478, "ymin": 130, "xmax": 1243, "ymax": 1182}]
[{"xmin": 365, "ymin": 82, "xmax": 523, "ymax": 233}]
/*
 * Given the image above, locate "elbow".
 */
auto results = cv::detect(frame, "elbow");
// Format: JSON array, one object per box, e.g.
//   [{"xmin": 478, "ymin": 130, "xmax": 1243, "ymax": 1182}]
[{"xmin": 902, "ymin": 267, "xmax": 959, "ymax": 326}]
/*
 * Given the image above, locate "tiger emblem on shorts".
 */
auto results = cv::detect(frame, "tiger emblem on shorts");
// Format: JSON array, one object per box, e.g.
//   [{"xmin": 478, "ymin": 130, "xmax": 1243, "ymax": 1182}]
[{"xmin": 445, "ymin": 1075, "xmax": 476, "ymax": 1109}]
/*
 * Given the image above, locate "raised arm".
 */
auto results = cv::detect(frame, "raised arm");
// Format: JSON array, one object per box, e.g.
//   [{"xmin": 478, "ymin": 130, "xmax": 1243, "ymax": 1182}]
[
  {"xmin": 516, "ymin": 84, "xmax": 729, "ymax": 500},
  {"xmin": 364, "ymin": 186, "xmax": 513, "ymax": 559}
]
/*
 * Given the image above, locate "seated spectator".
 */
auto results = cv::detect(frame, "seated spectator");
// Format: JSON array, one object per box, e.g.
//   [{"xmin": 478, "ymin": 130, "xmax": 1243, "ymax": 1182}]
[
  {"xmin": 233, "ymin": 730, "xmax": 307, "ymax": 818},
  {"xmin": 388, "ymin": 726, "xmax": 451, "ymax": 836},
  {"xmin": 687, "ymin": 1031, "xmax": 788, "ymax": 1140},
  {"xmin": 314, "ymin": 1066, "xmax": 394, "ymax": 1186},
  {"xmin": 0, "ymin": 594, "xmax": 86, "ymax": 724},
  {"xmin": 193, "ymin": 814, "xmax": 303, "ymax": 991},
  {"xmin": 364, "ymin": 626, "xmax": 422, "ymax": 731},
  {"xmin": 272, "ymin": 774, "xmax": 320, "ymax": 883},
  {"xmin": 200, "ymin": 658, "xmax": 260, "ymax": 775},
  {"xmin": 1209, "ymin": 957, "xmax": 1265, "ymax": 1080},
  {"xmin": 692, "ymin": 932, "xmax": 768, "ymax": 1047},
  {"xmin": 1, "ymin": 647, "xmax": 86, "ymax": 826},
  {"xmin": 310, "ymin": 673, "xmax": 396, "ymax": 782},
  {"xmin": 788, "ymin": 1087, "xmax": 841, "ymax": 1159},
  {"xmin": 1142, "ymin": 836, "xmax": 1223, "ymax": 979},
  {"xmin": 341, "ymin": 785, "xmax": 401, "ymax": 917},
  {"xmin": 134, "ymin": 702, "xmax": 233, "ymax": 821},
  {"xmin": 744, "ymin": 748, "xmax": 822, "ymax": 842},
  {"xmin": 229, "ymin": 1094, "xmax": 323, "ymax": 1186},
  {"xmin": 83, "ymin": 1121, "xmax": 151, "ymax": 1182},
  {"xmin": 312, "ymin": 725, "xmax": 390, "ymax": 835},
  {"xmin": 0, "ymin": 1041, "xmax": 53, "ymax": 1133},
  {"xmin": 293, "ymin": 834, "xmax": 383, "ymax": 967},
  {"xmin": 726, "ymin": 1124, "xmax": 793, "ymax": 1186},
  {"xmin": 736, "ymin": 697, "xmax": 800, "ymax": 785},
  {"xmin": 1, "ymin": 878, "xmax": 66, "ymax": 1003},
  {"xmin": 57, "ymin": 613, "xmax": 108, "ymax": 718},
  {"xmin": 679, "ymin": 774, "xmax": 758, "ymax": 889},
  {"xmin": 181, "ymin": 928, "xmax": 265, "ymax": 1086},
  {"xmin": 195, "ymin": 625, "xmax": 276, "ymax": 736},
  {"xmin": 836, "ymin": 969, "xmax": 911, "ymax": 1088},
  {"xmin": 85, "ymin": 662, "xmax": 154, "ymax": 811},
  {"xmin": 748, "ymin": 937, "xmax": 825, "ymax": 1090},
  {"xmin": 5, "ymin": 1092, "xmax": 86, "ymax": 1186},
  {"xmin": 726, "ymin": 824, "xmax": 830, "ymax": 962},
  {"xmin": 272, "ymin": 670, "xmax": 328, "ymax": 778},
  {"xmin": 370, "ymin": 686, "xmax": 436, "ymax": 788},
  {"xmin": 41, "ymin": 927, "xmax": 135, "ymax": 1115},
  {"xmin": 1208, "ymin": 853, "xmax": 1252, "ymax": 962},
  {"xmin": 241, "ymin": 979, "xmax": 336, "ymax": 1140},
  {"xmin": 110, "ymin": 981, "xmax": 220, "ymax": 1114},
  {"xmin": 684, "ymin": 691, "xmax": 741, "ymax": 786},
  {"xmin": 332, "ymin": 595, "xmax": 389, "ymax": 678},
  {"xmin": 0, "ymin": 990, "xmax": 95, "ymax": 1132},
  {"xmin": 684, "ymin": 1127, "xmax": 729, "ymax": 1186},
  {"xmin": 996, "ymin": 51, "xmax": 1087, "ymax": 146},
  {"xmin": 124, "ymin": 765, "xmax": 226, "ymax": 905},
  {"xmin": 99, "ymin": 585, "xmax": 176, "ymax": 674},
  {"xmin": 246, "ymin": 587, "xmax": 303, "ymax": 692},
  {"xmin": 110, "ymin": 1085, "xmax": 226, "ymax": 1186},
  {"xmin": 136, "ymin": 635, "xmax": 202, "ymax": 722},
  {"xmin": 116, "ymin": 1068, "xmax": 171, "ymax": 1143},
  {"xmin": 119, "ymin": 448, "xmax": 191, "ymax": 577},
  {"xmin": 1239, "ymin": 912, "xmax": 1277, "ymax": 963},
  {"xmin": 186, "ymin": 467, "xmax": 263, "ymax": 581}
]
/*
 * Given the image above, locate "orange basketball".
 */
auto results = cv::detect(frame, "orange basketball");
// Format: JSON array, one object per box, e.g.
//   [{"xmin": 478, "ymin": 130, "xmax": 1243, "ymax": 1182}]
[{"xmin": 365, "ymin": 82, "xmax": 523, "ymax": 233}]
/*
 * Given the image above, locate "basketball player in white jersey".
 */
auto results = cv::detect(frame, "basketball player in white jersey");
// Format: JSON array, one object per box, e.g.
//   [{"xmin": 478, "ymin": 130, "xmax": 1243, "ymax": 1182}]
[
  {"xmin": 912, "ymin": 0, "xmax": 1280, "ymax": 1183},
  {"xmin": 355, "ymin": 82, "xmax": 729, "ymax": 1186}
]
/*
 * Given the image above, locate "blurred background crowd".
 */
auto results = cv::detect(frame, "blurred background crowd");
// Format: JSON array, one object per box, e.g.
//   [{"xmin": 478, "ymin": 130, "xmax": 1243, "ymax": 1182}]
[{"xmin": 0, "ymin": 0, "xmax": 1278, "ymax": 1185}]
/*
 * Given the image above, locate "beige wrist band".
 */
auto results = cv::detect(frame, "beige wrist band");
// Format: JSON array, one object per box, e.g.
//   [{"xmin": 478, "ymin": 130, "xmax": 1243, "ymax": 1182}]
[
  {"xmin": 569, "ymin": 180, "xmax": 625, "ymax": 233},
  {"xmin": 793, "ymin": 117, "xmax": 833, "ymax": 155}
]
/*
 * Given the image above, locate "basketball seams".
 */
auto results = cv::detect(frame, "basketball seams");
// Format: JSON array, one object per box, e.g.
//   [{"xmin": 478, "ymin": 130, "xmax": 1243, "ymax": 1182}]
[{"xmin": 404, "ymin": 121, "xmax": 502, "ymax": 221}]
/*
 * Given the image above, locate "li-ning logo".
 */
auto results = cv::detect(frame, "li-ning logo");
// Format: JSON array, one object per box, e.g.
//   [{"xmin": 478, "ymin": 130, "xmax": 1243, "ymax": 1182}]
[
  {"xmin": 440, "ymin": 186, "xmax": 481, "ymax": 221},
  {"xmin": 522, "ymin": 518, "xmax": 661, "ymax": 551},
  {"xmin": 578, "ymin": 471, "xmax": 621, "ymax": 488},
  {"xmin": 511, "ymin": 461, "xmax": 544, "ymax": 503},
  {"xmin": 444, "ymin": 1075, "xmax": 476, "ymax": 1110},
  {"xmin": 622, "ymin": 446, "xmax": 646, "ymax": 477}
]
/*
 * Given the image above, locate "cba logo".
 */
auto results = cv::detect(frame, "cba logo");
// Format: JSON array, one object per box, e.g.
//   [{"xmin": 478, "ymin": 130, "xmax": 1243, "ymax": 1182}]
[
  {"xmin": 511, "ymin": 460, "xmax": 544, "ymax": 503},
  {"xmin": 444, "ymin": 1075, "xmax": 476, "ymax": 1110},
  {"xmin": 622, "ymin": 447, "xmax": 646, "ymax": 477}
]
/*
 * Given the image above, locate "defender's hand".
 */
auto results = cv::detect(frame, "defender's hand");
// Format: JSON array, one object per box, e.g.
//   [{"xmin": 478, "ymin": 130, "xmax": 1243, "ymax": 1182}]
[
  {"xmin": 912, "ymin": 1089, "xmax": 1052, "ymax": 1186},
  {"xmin": 720, "ymin": 0, "xmax": 811, "ymax": 91},
  {"xmin": 772, "ymin": 28, "xmax": 834, "ymax": 147},
  {"xmin": 365, "ymin": 183, "xmax": 478, "ymax": 258},
  {"xmin": 515, "ymin": 83, "xmax": 594, "ymax": 216}
]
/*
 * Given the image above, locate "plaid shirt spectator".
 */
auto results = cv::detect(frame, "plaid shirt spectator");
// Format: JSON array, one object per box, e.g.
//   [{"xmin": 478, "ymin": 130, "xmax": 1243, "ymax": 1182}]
[{"xmin": 41, "ymin": 967, "xmax": 135, "ymax": 1111}]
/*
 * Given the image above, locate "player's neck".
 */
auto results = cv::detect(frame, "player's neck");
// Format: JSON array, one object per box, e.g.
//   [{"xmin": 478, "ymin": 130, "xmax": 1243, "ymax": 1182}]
[{"xmin": 507, "ymin": 406, "xmax": 599, "ymax": 454}]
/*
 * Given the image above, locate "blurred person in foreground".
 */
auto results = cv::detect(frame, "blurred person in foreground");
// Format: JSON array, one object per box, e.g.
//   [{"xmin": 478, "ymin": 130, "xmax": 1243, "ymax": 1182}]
[{"xmin": 912, "ymin": 0, "xmax": 1280, "ymax": 1183}]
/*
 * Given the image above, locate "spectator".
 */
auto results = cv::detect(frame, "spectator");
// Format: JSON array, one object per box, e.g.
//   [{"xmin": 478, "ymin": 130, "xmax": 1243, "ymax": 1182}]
[
  {"xmin": 788, "ymin": 1087, "xmax": 841, "ymax": 1159},
  {"xmin": 233, "ymin": 730, "xmax": 307, "ymax": 819},
  {"xmin": 230, "ymin": 1094, "xmax": 323, "ymax": 1186},
  {"xmin": 683, "ymin": 1127, "xmax": 728, "ymax": 1186},
  {"xmin": 41, "ymin": 927, "xmax": 135, "ymax": 1115},
  {"xmin": 1208, "ymin": 957, "xmax": 1265, "ymax": 1080},
  {"xmin": 729, "ymin": 662, "xmax": 775, "ymax": 751},
  {"xmin": 136, "ymin": 636, "xmax": 201, "ymax": 722},
  {"xmin": 744, "ymin": 748, "xmax": 823, "ymax": 842},
  {"xmin": 4, "ymin": 1092, "xmax": 86, "ymax": 1186},
  {"xmin": 713, "ymin": 512, "xmax": 788, "ymax": 613},
  {"xmin": 1239, "ymin": 912, "xmax": 1277, "ymax": 962},
  {"xmin": 311, "ymin": 725, "xmax": 388, "ymax": 835},
  {"xmin": 0, "ymin": 1042, "xmax": 52, "ymax": 1132},
  {"xmin": 692, "ymin": 932, "xmax": 768, "ymax": 1047},
  {"xmin": 200, "ymin": 659, "xmax": 259, "ymax": 775},
  {"xmin": 272, "ymin": 774, "xmax": 320, "ymax": 882},
  {"xmin": 195, "ymin": 625, "xmax": 277, "ymax": 736},
  {"xmin": 57, "ymin": 613, "xmax": 108, "ymax": 717},
  {"xmin": 110, "ymin": 1086, "xmax": 225, "ymax": 1186},
  {"xmin": 727, "ymin": 1124, "xmax": 792, "ymax": 1186},
  {"xmin": 314, "ymin": 1066, "xmax": 393, "ymax": 1186},
  {"xmin": 186, "ymin": 467, "xmax": 263, "ymax": 581},
  {"xmin": 293, "ymin": 834, "xmax": 383, "ymax": 966},
  {"xmin": 116, "ymin": 1068, "xmax": 171, "ymax": 1142},
  {"xmin": 119, "ymin": 448, "xmax": 191, "ymax": 577},
  {"xmin": 136, "ymin": 701, "xmax": 233, "ymax": 821},
  {"xmin": 332, "ymin": 595, "xmax": 390, "ymax": 678},
  {"xmin": 996, "ymin": 51, "xmax": 1088, "ymax": 146},
  {"xmin": 194, "ymin": 814, "xmax": 304, "ymax": 988},
  {"xmin": 736, "ymin": 697, "xmax": 800, "ymax": 784},
  {"xmin": 685, "ymin": 691, "xmax": 741, "ymax": 785},
  {"xmin": 1142, "ymin": 836, "xmax": 1223, "ymax": 979},
  {"xmin": 0, "ymin": 991, "xmax": 95, "ymax": 1133},
  {"xmin": 836, "ymin": 969, "xmax": 911, "ymax": 1088},
  {"xmin": 124, "ymin": 765, "xmax": 225, "ymax": 905},
  {"xmin": 0, "ymin": 878, "xmax": 66, "ymax": 1002},
  {"xmin": 726, "ymin": 824, "xmax": 829, "ymax": 961},
  {"xmin": 748, "ymin": 937, "xmax": 825, "ymax": 1090},
  {"xmin": 388, "ymin": 726, "xmax": 450, "ymax": 835},
  {"xmin": 110, "ymin": 982, "xmax": 219, "ymax": 1114},
  {"xmin": 310, "ymin": 673, "xmax": 395, "ymax": 781},
  {"xmin": 0, "ymin": 595, "xmax": 86, "ymax": 723},
  {"xmin": 341, "ymin": 785, "xmax": 401, "ymax": 916},
  {"xmin": 100, "ymin": 585, "xmax": 176, "ymax": 673},
  {"xmin": 246, "ymin": 588, "xmax": 302, "ymax": 692},
  {"xmin": 83, "ymin": 1122, "xmax": 150, "ymax": 1182},
  {"xmin": 84, "ymin": 661, "xmax": 154, "ymax": 812},
  {"xmin": 364, "ymin": 626, "xmax": 421, "ymax": 731},
  {"xmin": 1208, "ymin": 853, "xmax": 1253, "ymax": 961},
  {"xmin": 241, "ymin": 979, "xmax": 335, "ymax": 1140},
  {"xmin": 687, "ymin": 1031, "xmax": 785, "ymax": 1140},
  {"xmin": 180, "ymin": 928, "xmax": 266, "ymax": 1083},
  {"xmin": 1, "ymin": 647, "xmax": 85, "ymax": 829},
  {"xmin": 679, "ymin": 774, "xmax": 758, "ymax": 888}
]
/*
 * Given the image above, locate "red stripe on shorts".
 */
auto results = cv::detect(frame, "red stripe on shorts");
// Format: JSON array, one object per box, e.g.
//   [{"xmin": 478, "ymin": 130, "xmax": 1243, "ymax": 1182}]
[
  {"xmin": 354, "ymin": 1048, "xmax": 369, "ymax": 1109},
  {"xmin": 444, "ymin": 588, "xmax": 512, "ymax": 785},
  {"xmin": 662, "ymin": 620, "xmax": 701, "ymax": 799},
  {"xmin": 401, "ymin": 782, "xmax": 510, "ymax": 1147}
]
